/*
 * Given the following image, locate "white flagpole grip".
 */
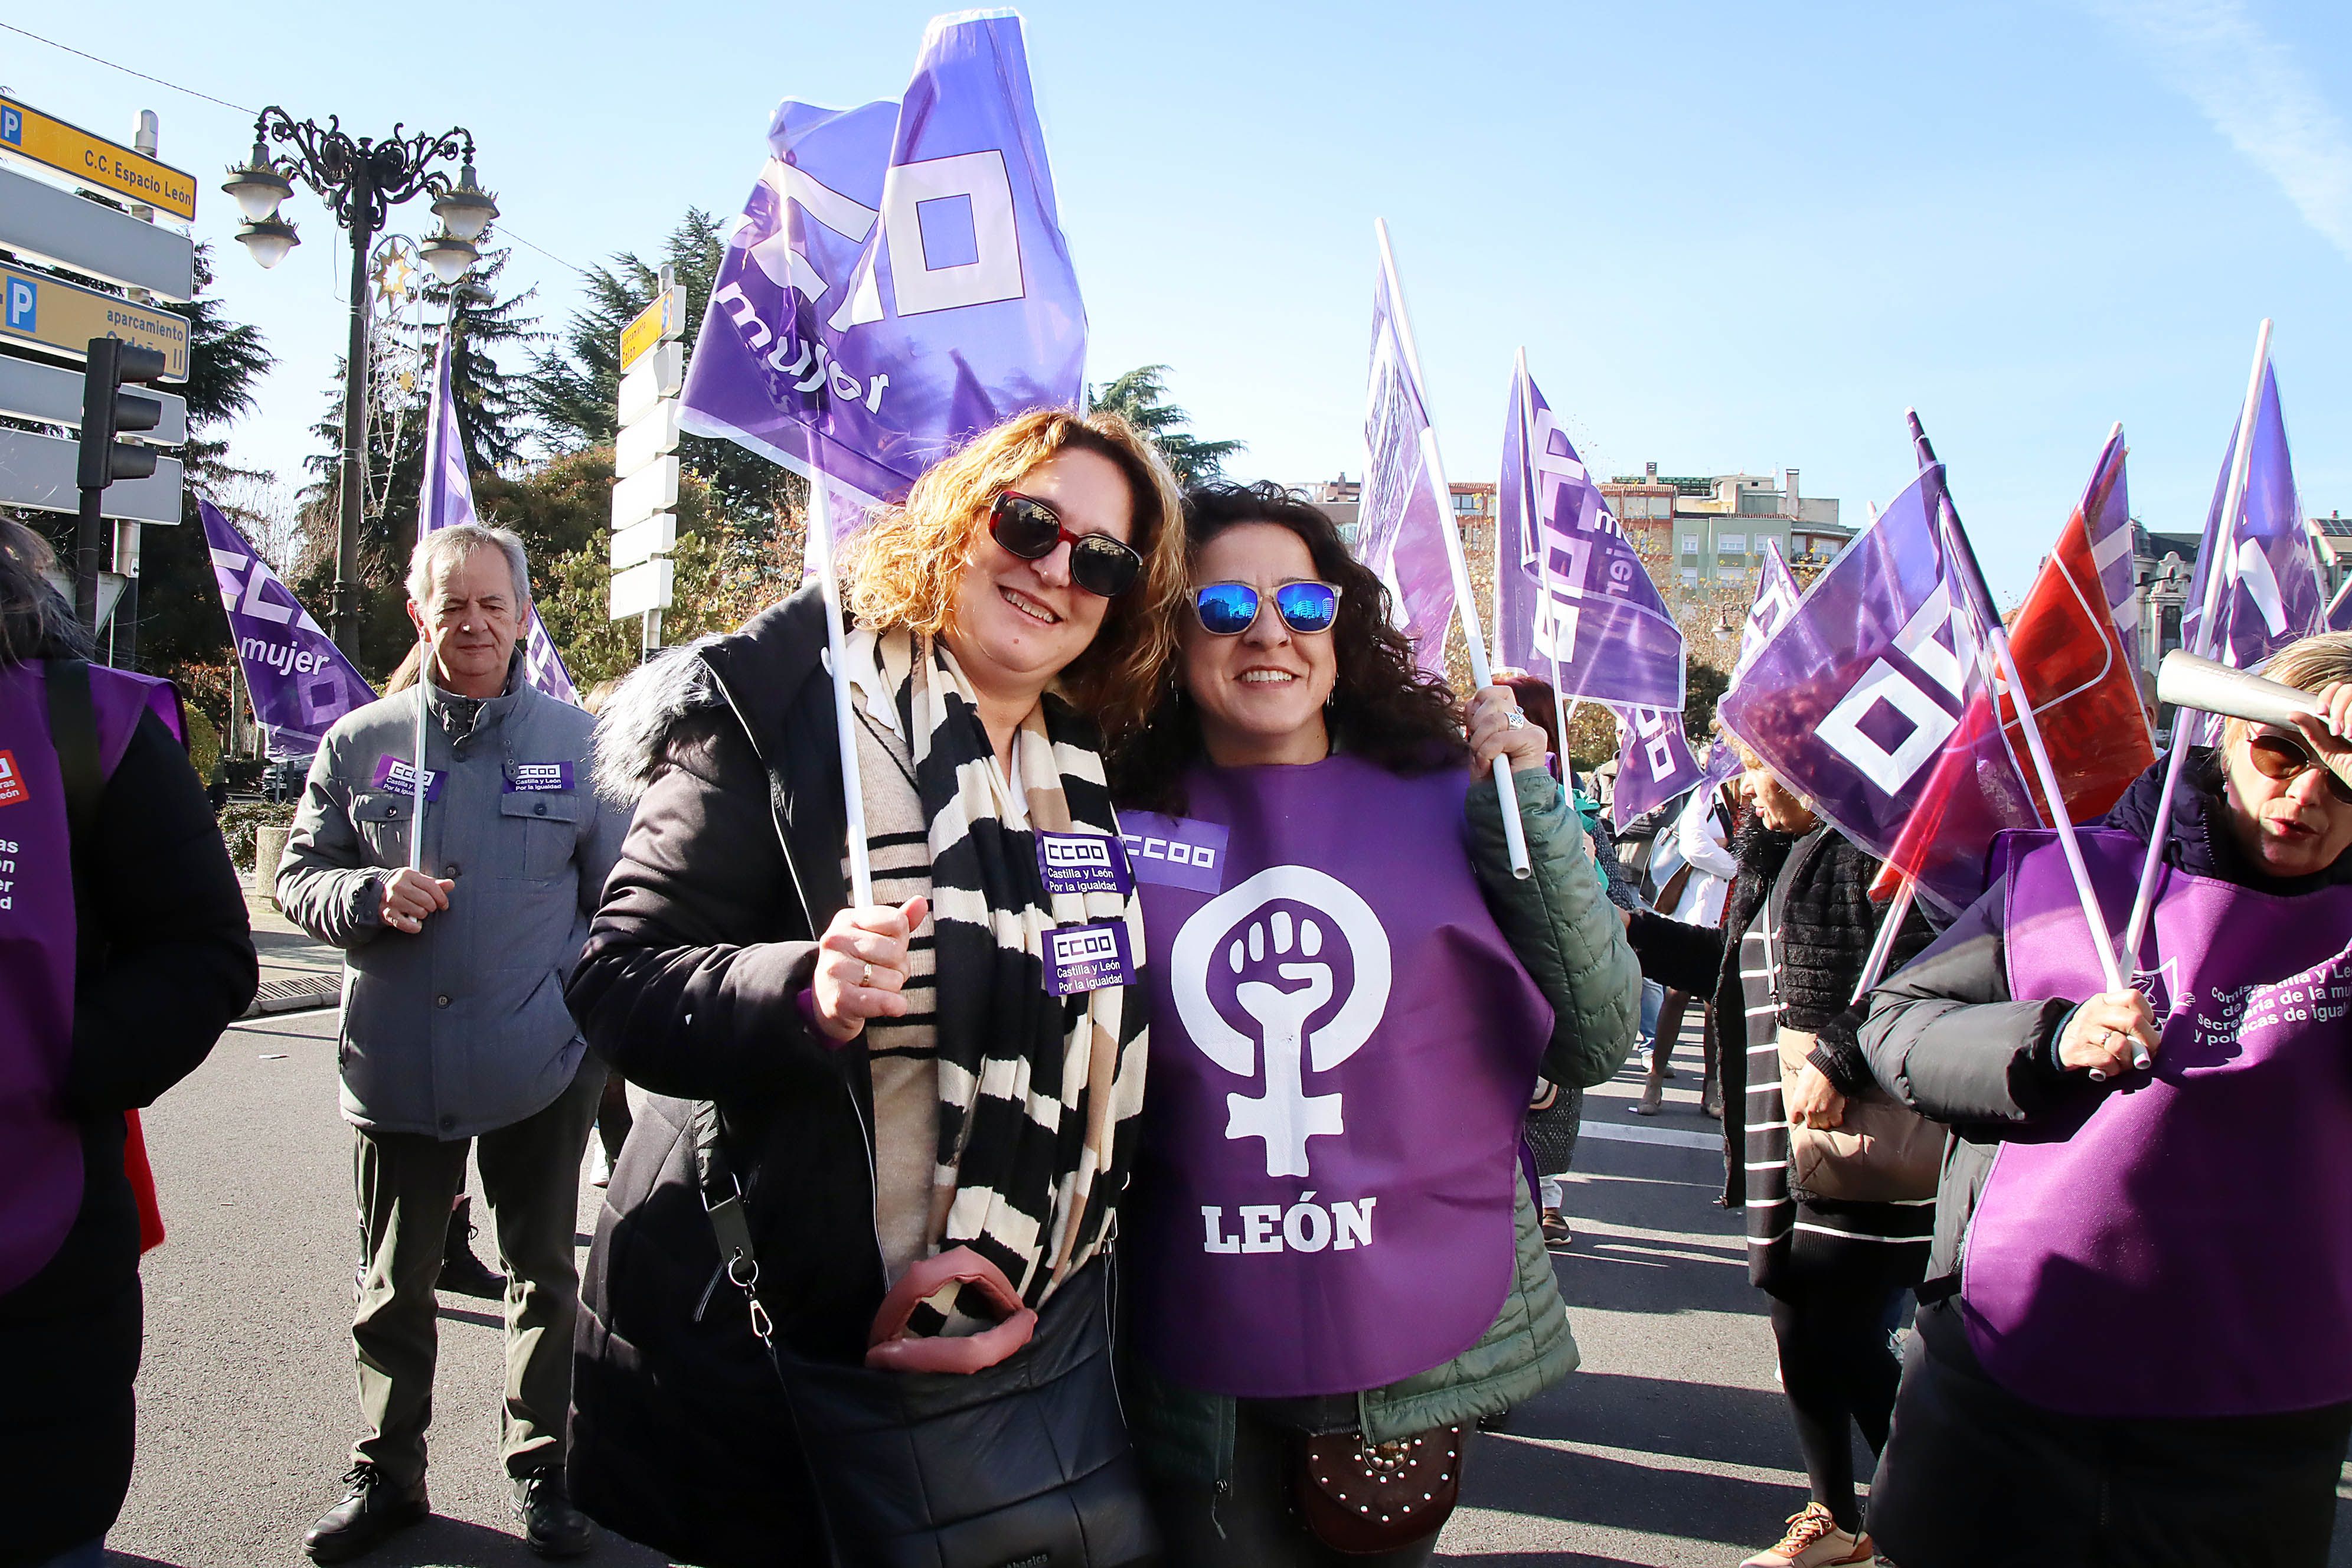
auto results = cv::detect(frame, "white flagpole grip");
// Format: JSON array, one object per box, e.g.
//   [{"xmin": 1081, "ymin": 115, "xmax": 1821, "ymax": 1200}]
[
  {"xmin": 1851, "ymin": 877, "xmax": 1916, "ymax": 1006},
  {"xmin": 809, "ymin": 473, "xmax": 875, "ymax": 908},
  {"xmin": 409, "ymin": 649, "xmax": 430, "ymax": 874},
  {"xmin": 2116, "ymin": 319, "xmax": 2272, "ymax": 979}
]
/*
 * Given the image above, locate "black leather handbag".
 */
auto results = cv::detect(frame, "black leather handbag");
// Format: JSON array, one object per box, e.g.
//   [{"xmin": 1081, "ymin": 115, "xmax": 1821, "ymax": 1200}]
[{"xmin": 694, "ymin": 1105, "xmax": 1158, "ymax": 1568}]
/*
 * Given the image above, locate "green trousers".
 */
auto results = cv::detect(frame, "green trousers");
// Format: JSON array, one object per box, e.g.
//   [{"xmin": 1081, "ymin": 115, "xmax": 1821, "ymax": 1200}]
[{"xmin": 349, "ymin": 1059, "xmax": 601, "ymax": 1485}]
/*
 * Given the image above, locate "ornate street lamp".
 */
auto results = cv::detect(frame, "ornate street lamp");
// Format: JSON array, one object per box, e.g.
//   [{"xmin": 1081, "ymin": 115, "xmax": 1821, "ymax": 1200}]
[{"xmin": 223, "ymin": 109, "xmax": 496, "ymax": 654}]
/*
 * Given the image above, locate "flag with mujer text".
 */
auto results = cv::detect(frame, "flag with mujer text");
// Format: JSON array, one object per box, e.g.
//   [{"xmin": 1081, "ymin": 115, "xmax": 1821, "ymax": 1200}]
[
  {"xmin": 419, "ymin": 331, "xmax": 577, "ymax": 704},
  {"xmin": 1358, "ymin": 260, "xmax": 1456, "ymax": 675},
  {"xmin": 1717, "ymin": 463, "xmax": 2037, "ymax": 916},
  {"xmin": 1495, "ymin": 361, "xmax": 1685, "ymax": 709},
  {"xmin": 1870, "ymin": 429, "xmax": 2155, "ymax": 902},
  {"xmin": 680, "ymin": 11, "xmax": 1086, "ymax": 533},
  {"xmin": 2181, "ymin": 363, "xmax": 2328, "ymax": 673},
  {"xmin": 199, "ymin": 497, "xmax": 375, "ymax": 758}
]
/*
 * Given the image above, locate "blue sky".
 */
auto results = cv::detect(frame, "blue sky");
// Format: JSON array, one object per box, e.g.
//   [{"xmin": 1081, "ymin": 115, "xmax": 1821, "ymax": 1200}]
[{"xmin": 6, "ymin": 0, "xmax": 2347, "ymax": 598}]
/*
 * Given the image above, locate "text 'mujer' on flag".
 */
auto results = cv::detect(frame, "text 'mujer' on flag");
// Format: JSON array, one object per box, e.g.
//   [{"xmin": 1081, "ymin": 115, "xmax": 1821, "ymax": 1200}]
[
  {"xmin": 199, "ymin": 496, "xmax": 376, "ymax": 759},
  {"xmin": 679, "ymin": 10, "xmax": 1086, "ymax": 533}
]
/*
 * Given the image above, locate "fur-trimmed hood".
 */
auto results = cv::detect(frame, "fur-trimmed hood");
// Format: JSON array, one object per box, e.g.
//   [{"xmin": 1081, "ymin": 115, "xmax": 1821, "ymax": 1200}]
[
  {"xmin": 589, "ymin": 586, "xmax": 832, "ymax": 810},
  {"xmin": 589, "ymin": 636, "xmax": 727, "ymax": 807}
]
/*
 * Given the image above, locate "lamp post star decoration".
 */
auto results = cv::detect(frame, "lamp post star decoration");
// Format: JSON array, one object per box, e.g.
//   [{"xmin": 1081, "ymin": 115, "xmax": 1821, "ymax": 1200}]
[{"xmin": 223, "ymin": 110, "xmax": 498, "ymax": 655}]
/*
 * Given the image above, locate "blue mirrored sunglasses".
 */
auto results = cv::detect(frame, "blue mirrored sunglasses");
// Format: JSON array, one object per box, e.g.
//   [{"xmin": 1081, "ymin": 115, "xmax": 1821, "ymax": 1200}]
[{"xmin": 1193, "ymin": 580, "xmax": 1341, "ymax": 637}]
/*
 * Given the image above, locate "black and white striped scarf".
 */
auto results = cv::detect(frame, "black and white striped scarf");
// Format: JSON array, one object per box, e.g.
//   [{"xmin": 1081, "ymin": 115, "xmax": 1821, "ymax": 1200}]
[{"xmin": 842, "ymin": 626, "xmax": 1148, "ymax": 1321}]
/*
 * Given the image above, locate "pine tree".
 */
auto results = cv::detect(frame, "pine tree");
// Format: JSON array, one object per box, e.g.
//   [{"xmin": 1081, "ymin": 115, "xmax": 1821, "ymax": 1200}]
[
  {"xmin": 526, "ymin": 208, "xmax": 799, "ymax": 530},
  {"xmin": 1087, "ymin": 365, "xmax": 1244, "ymax": 486}
]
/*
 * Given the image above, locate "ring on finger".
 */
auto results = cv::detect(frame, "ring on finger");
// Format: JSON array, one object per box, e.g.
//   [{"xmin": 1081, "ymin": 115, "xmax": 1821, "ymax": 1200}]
[
  {"xmin": 1505, "ymin": 710, "xmax": 1529, "ymax": 730},
  {"xmin": 860, "ymin": 961, "xmax": 873, "ymax": 988}
]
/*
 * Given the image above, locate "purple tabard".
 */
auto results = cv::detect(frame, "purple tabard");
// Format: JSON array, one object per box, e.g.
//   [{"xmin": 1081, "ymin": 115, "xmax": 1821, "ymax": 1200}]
[
  {"xmin": 1965, "ymin": 828, "xmax": 2352, "ymax": 1417},
  {"xmin": 1125, "ymin": 756, "xmax": 1554, "ymax": 1397},
  {"xmin": 0, "ymin": 663, "xmax": 171, "ymax": 1295}
]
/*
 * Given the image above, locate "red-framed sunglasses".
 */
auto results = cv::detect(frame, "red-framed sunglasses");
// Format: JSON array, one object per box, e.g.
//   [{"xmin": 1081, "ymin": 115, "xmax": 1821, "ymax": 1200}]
[{"xmin": 987, "ymin": 492, "xmax": 1142, "ymax": 598}]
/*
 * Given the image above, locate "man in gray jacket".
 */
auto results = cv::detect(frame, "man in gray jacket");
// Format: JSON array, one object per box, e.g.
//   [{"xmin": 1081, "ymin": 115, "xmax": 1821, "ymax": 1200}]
[{"xmin": 277, "ymin": 523, "xmax": 623, "ymax": 1563}]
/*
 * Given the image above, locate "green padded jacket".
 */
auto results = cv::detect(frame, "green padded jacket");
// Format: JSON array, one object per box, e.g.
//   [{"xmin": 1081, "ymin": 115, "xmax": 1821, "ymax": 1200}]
[{"xmin": 1124, "ymin": 764, "xmax": 1642, "ymax": 1485}]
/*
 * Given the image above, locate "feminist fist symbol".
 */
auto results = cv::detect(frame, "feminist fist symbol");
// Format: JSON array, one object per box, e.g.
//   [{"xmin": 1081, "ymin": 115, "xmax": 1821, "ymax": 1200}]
[
  {"xmin": 1225, "ymin": 913, "xmax": 1341, "ymax": 1178},
  {"xmin": 1170, "ymin": 867, "xmax": 1393, "ymax": 1180}
]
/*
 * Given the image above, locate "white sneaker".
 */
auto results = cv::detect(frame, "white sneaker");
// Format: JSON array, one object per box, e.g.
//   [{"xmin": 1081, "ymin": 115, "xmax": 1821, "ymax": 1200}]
[
  {"xmin": 588, "ymin": 1142, "xmax": 613, "ymax": 1189},
  {"xmin": 1740, "ymin": 1502, "xmax": 1874, "ymax": 1567}
]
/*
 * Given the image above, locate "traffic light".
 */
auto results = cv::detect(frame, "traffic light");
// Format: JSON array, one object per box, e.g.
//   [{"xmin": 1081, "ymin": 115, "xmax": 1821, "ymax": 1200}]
[
  {"xmin": 79, "ymin": 337, "xmax": 168, "ymax": 489},
  {"xmin": 75, "ymin": 335, "xmax": 169, "ymax": 634}
]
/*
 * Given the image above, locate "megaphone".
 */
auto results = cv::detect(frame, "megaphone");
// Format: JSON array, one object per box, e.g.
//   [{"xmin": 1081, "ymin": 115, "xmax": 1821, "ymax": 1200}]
[{"xmin": 2156, "ymin": 650, "xmax": 2322, "ymax": 728}]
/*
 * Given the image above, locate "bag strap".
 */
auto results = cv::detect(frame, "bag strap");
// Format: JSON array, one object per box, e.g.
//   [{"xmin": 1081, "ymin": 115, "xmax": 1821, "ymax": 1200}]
[
  {"xmin": 692, "ymin": 1099, "xmax": 775, "ymax": 1347},
  {"xmin": 44, "ymin": 659, "xmax": 108, "ymax": 981}
]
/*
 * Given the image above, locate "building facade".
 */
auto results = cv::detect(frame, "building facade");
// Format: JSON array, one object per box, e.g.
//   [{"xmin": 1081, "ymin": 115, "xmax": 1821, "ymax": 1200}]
[
  {"xmin": 2128, "ymin": 512, "xmax": 2350, "ymax": 675},
  {"xmin": 1600, "ymin": 463, "xmax": 1851, "ymax": 590}
]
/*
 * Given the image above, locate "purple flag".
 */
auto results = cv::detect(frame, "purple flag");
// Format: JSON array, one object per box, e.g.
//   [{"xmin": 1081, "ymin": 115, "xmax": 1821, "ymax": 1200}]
[
  {"xmin": 1716, "ymin": 465, "xmax": 2037, "ymax": 915},
  {"xmin": 418, "ymin": 331, "xmax": 579, "ymax": 704},
  {"xmin": 1495, "ymin": 361, "xmax": 1685, "ymax": 709},
  {"xmin": 1696, "ymin": 540, "xmax": 1808, "ymax": 792},
  {"xmin": 1607, "ymin": 704, "xmax": 1701, "ymax": 829},
  {"xmin": 2181, "ymin": 363, "xmax": 2327, "ymax": 674},
  {"xmin": 680, "ymin": 12, "xmax": 1085, "ymax": 524},
  {"xmin": 199, "ymin": 497, "xmax": 376, "ymax": 759},
  {"xmin": 1358, "ymin": 257, "xmax": 1455, "ymax": 676}
]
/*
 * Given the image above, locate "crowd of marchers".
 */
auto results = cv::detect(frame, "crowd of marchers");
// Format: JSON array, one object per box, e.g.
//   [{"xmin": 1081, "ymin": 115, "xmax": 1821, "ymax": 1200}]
[{"xmin": 4, "ymin": 406, "xmax": 2351, "ymax": 1568}]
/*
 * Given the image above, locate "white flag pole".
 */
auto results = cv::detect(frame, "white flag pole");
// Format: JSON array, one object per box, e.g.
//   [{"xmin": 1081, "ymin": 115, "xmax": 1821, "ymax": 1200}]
[
  {"xmin": 409, "ymin": 644, "xmax": 432, "ymax": 874},
  {"xmin": 1377, "ymin": 220, "xmax": 1531, "ymax": 878},
  {"xmin": 1850, "ymin": 877, "xmax": 1916, "ymax": 1005},
  {"xmin": 1923, "ymin": 452, "xmax": 2126, "ymax": 1001},
  {"xmin": 2115, "ymin": 319, "xmax": 2272, "ymax": 978},
  {"xmin": 807, "ymin": 468, "xmax": 875, "ymax": 907},
  {"xmin": 1517, "ymin": 348, "xmax": 1578, "ymax": 796}
]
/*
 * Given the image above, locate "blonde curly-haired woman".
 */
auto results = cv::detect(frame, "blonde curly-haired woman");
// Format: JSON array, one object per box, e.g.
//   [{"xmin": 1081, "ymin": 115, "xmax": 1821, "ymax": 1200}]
[{"xmin": 564, "ymin": 409, "xmax": 1188, "ymax": 1568}]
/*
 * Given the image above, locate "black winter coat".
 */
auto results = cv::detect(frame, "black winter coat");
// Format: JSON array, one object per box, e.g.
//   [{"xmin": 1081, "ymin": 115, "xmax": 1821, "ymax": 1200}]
[
  {"xmin": 564, "ymin": 590, "xmax": 888, "ymax": 1567},
  {"xmin": 1, "ymin": 698, "xmax": 256, "ymax": 1567}
]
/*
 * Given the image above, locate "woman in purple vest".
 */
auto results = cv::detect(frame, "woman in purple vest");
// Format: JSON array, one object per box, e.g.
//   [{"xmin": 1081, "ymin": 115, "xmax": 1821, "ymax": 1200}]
[
  {"xmin": 1107, "ymin": 482, "xmax": 1641, "ymax": 1565},
  {"xmin": 1857, "ymin": 632, "xmax": 2352, "ymax": 1566},
  {"xmin": 0, "ymin": 520, "xmax": 258, "ymax": 1566}
]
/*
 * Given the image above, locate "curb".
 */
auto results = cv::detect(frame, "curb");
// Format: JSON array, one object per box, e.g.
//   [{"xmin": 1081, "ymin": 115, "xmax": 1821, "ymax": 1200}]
[{"xmin": 244, "ymin": 977, "xmax": 338, "ymax": 1018}]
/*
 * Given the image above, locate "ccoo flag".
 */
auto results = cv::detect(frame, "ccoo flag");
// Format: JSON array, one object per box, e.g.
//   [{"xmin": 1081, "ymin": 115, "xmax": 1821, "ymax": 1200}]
[
  {"xmin": 1716, "ymin": 463, "xmax": 2036, "ymax": 916},
  {"xmin": 199, "ymin": 497, "xmax": 375, "ymax": 758},
  {"xmin": 2181, "ymin": 362, "xmax": 2327, "ymax": 674},
  {"xmin": 1870, "ymin": 429, "xmax": 2155, "ymax": 904},
  {"xmin": 1697, "ymin": 539, "xmax": 1807, "ymax": 793},
  {"xmin": 419, "ymin": 331, "xmax": 578, "ymax": 704},
  {"xmin": 1495, "ymin": 360, "xmax": 1685, "ymax": 709},
  {"xmin": 1607, "ymin": 704, "xmax": 1702, "ymax": 831},
  {"xmin": 681, "ymin": 11, "xmax": 1086, "ymax": 526},
  {"xmin": 1358, "ymin": 259, "xmax": 1456, "ymax": 675}
]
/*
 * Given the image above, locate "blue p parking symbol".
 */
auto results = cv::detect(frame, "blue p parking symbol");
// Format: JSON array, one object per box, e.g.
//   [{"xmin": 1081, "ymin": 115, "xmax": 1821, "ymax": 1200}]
[
  {"xmin": 5, "ymin": 278, "xmax": 34, "ymax": 332},
  {"xmin": 0, "ymin": 108, "xmax": 20, "ymax": 146}
]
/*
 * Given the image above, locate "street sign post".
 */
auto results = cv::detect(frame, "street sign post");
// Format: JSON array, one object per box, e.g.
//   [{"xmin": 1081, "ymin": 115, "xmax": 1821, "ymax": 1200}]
[
  {"xmin": 0, "ymin": 94, "xmax": 198, "ymax": 220},
  {"xmin": 610, "ymin": 265, "xmax": 685, "ymax": 655},
  {"xmin": 0, "ymin": 164, "xmax": 194, "ymax": 301},
  {"xmin": 0, "ymin": 429, "xmax": 183, "ymax": 524},
  {"xmin": 0, "ymin": 262, "xmax": 191, "ymax": 380},
  {"xmin": 619, "ymin": 281, "xmax": 686, "ymax": 373},
  {"xmin": 0, "ymin": 354, "xmax": 185, "ymax": 442}
]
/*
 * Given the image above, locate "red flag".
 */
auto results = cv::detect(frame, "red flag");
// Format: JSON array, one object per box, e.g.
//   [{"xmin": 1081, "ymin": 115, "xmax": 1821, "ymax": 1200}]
[{"xmin": 1874, "ymin": 436, "xmax": 2155, "ymax": 902}]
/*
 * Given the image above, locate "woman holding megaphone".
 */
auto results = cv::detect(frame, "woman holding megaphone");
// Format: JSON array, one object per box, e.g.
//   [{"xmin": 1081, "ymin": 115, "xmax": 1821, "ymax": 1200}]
[{"xmin": 1857, "ymin": 631, "xmax": 2352, "ymax": 1566}]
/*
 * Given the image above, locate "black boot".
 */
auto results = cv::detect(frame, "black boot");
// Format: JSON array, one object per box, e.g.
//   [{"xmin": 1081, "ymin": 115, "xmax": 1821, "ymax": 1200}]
[
  {"xmin": 515, "ymin": 1468, "xmax": 593, "ymax": 1558},
  {"xmin": 303, "ymin": 1463, "xmax": 428, "ymax": 1562},
  {"xmin": 439, "ymin": 1195, "xmax": 506, "ymax": 1301}
]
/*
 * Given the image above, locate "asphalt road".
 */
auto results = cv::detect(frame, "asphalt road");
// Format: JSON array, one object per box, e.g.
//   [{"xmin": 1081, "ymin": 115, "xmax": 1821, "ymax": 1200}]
[{"xmin": 102, "ymin": 1011, "xmax": 2352, "ymax": 1566}]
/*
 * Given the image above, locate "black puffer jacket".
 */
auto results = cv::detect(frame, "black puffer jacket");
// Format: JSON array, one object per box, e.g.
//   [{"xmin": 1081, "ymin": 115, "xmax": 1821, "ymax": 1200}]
[{"xmin": 564, "ymin": 590, "xmax": 869, "ymax": 1568}]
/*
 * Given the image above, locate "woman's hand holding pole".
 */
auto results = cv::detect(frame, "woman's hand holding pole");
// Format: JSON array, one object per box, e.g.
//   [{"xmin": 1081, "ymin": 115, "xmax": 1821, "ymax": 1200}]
[
  {"xmin": 811, "ymin": 897, "xmax": 929, "ymax": 1043},
  {"xmin": 2059, "ymin": 990, "xmax": 2161, "ymax": 1080},
  {"xmin": 1466, "ymin": 684, "xmax": 1549, "ymax": 782}
]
